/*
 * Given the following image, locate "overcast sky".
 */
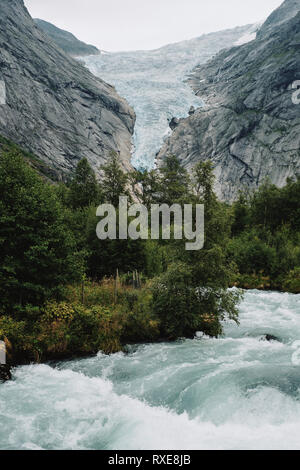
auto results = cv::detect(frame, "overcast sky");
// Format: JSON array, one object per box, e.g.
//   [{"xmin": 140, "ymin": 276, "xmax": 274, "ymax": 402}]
[{"xmin": 24, "ymin": 0, "xmax": 283, "ymax": 52}]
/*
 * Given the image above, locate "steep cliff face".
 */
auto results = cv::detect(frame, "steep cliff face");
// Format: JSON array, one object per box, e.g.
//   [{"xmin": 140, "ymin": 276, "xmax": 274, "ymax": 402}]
[
  {"xmin": 258, "ymin": 0, "xmax": 300, "ymax": 37},
  {"xmin": 34, "ymin": 19, "xmax": 100, "ymax": 57},
  {"xmin": 0, "ymin": 0, "xmax": 135, "ymax": 177},
  {"xmin": 158, "ymin": 0, "xmax": 300, "ymax": 201},
  {"xmin": 85, "ymin": 23, "xmax": 256, "ymax": 170}
]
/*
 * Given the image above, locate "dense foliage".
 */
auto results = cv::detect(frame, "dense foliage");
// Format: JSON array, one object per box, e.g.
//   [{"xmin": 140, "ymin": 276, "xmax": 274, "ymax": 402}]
[
  {"xmin": 0, "ymin": 151, "xmax": 83, "ymax": 310},
  {"xmin": 0, "ymin": 146, "xmax": 298, "ymax": 365},
  {"xmin": 229, "ymin": 179, "xmax": 300, "ymax": 292}
]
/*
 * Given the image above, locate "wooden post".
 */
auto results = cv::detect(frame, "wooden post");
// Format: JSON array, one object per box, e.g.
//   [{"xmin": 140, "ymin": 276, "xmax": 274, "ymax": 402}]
[
  {"xmin": 114, "ymin": 269, "xmax": 119, "ymax": 305},
  {"xmin": 133, "ymin": 271, "xmax": 136, "ymax": 289},
  {"xmin": 81, "ymin": 278, "xmax": 85, "ymax": 305}
]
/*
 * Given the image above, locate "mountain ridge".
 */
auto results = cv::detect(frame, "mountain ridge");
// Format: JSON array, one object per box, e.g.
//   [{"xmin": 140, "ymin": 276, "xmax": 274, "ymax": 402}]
[
  {"xmin": 158, "ymin": 0, "xmax": 300, "ymax": 201},
  {"xmin": 34, "ymin": 19, "xmax": 100, "ymax": 57},
  {"xmin": 0, "ymin": 0, "xmax": 135, "ymax": 177},
  {"xmin": 85, "ymin": 22, "xmax": 257, "ymax": 170}
]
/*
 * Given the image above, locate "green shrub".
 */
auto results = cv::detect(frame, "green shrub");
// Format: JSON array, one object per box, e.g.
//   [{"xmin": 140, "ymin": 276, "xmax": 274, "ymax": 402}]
[
  {"xmin": 122, "ymin": 288, "xmax": 160, "ymax": 343},
  {"xmin": 151, "ymin": 263, "xmax": 242, "ymax": 339},
  {"xmin": 228, "ymin": 234, "xmax": 276, "ymax": 275},
  {"xmin": 282, "ymin": 268, "xmax": 300, "ymax": 294},
  {"xmin": 0, "ymin": 316, "xmax": 36, "ymax": 364}
]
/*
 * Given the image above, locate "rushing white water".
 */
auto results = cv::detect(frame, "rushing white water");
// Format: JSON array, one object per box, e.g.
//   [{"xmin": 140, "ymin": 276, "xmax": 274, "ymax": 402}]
[
  {"xmin": 83, "ymin": 25, "xmax": 256, "ymax": 170},
  {"xmin": 1, "ymin": 290, "xmax": 300, "ymax": 450}
]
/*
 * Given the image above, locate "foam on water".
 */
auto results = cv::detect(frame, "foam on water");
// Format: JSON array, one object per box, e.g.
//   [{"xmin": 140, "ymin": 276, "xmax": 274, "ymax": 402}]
[{"xmin": 1, "ymin": 290, "xmax": 300, "ymax": 450}]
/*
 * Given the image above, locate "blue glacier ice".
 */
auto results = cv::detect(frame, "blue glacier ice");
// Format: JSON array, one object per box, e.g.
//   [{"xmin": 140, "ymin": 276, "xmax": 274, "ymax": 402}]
[{"xmin": 84, "ymin": 24, "xmax": 258, "ymax": 169}]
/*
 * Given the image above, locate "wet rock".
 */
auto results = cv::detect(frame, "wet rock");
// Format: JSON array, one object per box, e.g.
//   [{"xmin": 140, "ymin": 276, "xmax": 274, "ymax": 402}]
[
  {"xmin": 0, "ymin": 364, "xmax": 11, "ymax": 382},
  {"xmin": 261, "ymin": 334, "xmax": 281, "ymax": 342},
  {"xmin": 169, "ymin": 117, "xmax": 180, "ymax": 130}
]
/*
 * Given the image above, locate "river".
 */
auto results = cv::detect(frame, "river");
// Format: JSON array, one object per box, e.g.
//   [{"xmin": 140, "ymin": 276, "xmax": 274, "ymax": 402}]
[{"xmin": 0, "ymin": 290, "xmax": 300, "ymax": 450}]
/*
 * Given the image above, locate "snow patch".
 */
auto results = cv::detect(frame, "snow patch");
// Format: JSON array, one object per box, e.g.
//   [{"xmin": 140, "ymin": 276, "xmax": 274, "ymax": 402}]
[{"xmin": 234, "ymin": 22, "xmax": 263, "ymax": 46}]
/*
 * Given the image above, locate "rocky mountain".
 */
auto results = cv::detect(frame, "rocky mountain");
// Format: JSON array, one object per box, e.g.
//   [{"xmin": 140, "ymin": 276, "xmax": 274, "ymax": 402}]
[
  {"xmin": 85, "ymin": 23, "xmax": 256, "ymax": 170},
  {"xmin": 0, "ymin": 0, "xmax": 135, "ymax": 178},
  {"xmin": 34, "ymin": 19, "xmax": 100, "ymax": 57},
  {"xmin": 258, "ymin": 0, "xmax": 300, "ymax": 37},
  {"xmin": 158, "ymin": 0, "xmax": 300, "ymax": 201}
]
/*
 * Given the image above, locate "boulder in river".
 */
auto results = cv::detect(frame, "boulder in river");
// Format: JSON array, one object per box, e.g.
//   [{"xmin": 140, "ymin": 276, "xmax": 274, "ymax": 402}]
[
  {"xmin": 262, "ymin": 334, "xmax": 281, "ymax": 342},
  {"xmin": 169, "ymin": 117, "xmax": 180, "ymax": 130}
]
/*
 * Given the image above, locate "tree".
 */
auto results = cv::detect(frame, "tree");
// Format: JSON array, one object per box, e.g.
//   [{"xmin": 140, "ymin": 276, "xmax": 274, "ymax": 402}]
[
  {"xmin": 129, "ymin": 168, "xmax": 160, "ymax": 209},
  {"xmin": 250, "ymin": 180, "xmax": 281, "ymax": 230},
  {"xmin": 69, "ymin": 158, "xmax": 101, "ymax": 209},
  {"xmin": 231, "ymin": 191, "xmax": 251, "ymax": 236},
  {"xmin": 151, "ymin": 262, "xmax": 241, "ymax": 339},
  {"xmin": 101, "ymin": 152, "xmax": 130, "ymax": 207},
  {"xmin": 0, "ymin": 150, "xmax": 83, "ymax": 310},
  {"xmin": 158, "ymin": 155, "xmax": 191, "ymax": 205},
  {"xmin": 192, "ymin": 160, "xmax": 216, "ymax": 208},
  {"xmin": 156, "ymin": 157, "xmax": 241, "ymax": 332},
  {"xmin": 85, "ymin": 208, "xmax": 147, "ymax": 280}
]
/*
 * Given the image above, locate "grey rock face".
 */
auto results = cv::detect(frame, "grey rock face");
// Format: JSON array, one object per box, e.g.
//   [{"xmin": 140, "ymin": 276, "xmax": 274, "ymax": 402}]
[
  {"xmin": 0, "ymin": 0, "xmax": 135, "ymax": 177},
  {"xmin": 0, "ymin": 80, "xmax": 6, "ymax": 105},
  {"xmin": 34, "ymin": 19, "xmax": 100, "ymax": 57},
  {"xmin": 169, "ymin": 117, "xmax": 180, "ymax": 130},
  {"xmin": 85, "ymin": 23, "xmax": 256, "ymax": 170},
  {"xmin": 258, "ymin": 0, "xmax": 300, "ymax": 38},
  {"xmin": 158, "ymin": 0, "xmax": 300, "ymax": 201}
]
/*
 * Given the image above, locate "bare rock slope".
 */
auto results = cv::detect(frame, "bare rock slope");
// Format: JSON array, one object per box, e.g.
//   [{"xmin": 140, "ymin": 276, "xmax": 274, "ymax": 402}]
[
  {"xmin": 0, "ymin": 0, "xmax": 135, "ymax": 177},
  {"xmin": 34, "ymin": 19, "xmax": 100, "ymax": 57},
  {"xmin": 158, "ymin": 0, "xmax": 300, "ymax": 201}
]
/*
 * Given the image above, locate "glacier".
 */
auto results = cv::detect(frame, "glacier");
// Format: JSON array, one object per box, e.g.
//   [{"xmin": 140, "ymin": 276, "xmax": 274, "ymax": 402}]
[
  {"xmin": 234, "ymin": 22, "xmax": 262, "ymax": 46},
  {"xmin": 84, "ymin": 24, "xmax": 256, "ymax": 170}
]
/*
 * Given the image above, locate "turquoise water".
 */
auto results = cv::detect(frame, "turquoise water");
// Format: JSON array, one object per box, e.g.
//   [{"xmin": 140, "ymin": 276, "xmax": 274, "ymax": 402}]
[{"xmin": 1, "ymin": 290, "xmax": 300, "ymax": 450}]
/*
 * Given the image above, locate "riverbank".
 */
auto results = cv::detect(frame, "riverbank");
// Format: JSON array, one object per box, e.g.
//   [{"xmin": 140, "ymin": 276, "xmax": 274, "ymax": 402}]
[
  {"xmin": 232, "ymin": 270, "xmax": 300, "ymax": 294},
  {"xmin": 1, "ymin": 290, "xmax": 300, "ymax": 450},
  {"xmin": 0, "ymin": 280, "xmax": 161, "ymax": 371},
  {"xmin": 1, "ymin": 277, "xmax": 298, "ymax": 382}
]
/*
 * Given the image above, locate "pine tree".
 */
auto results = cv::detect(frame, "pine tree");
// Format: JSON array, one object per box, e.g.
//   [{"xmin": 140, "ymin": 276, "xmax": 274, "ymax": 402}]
[
  {"xmin": 101, "ymin": 152, "xmax": 130, "ymax": 207},
  {"xmin": 0, "ymin": 150, "xmax": 83, "ymax": 309},
  {"xmin": 69, "ymin": 158, "xmax": 101, "ymax": 209},
  {"xmin": 129, "ymin": 168, "xmax": 160, "ymax": 208},
  {"xmin": 158, "ymin": 155, "xmax": 191, "ymax": 205},
  {"xmin": 193, "ymin": 160, "xmax": 216, "ymax": 207}
]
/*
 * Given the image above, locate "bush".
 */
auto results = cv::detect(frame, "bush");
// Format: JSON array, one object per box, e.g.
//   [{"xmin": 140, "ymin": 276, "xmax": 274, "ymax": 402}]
[
  {"xmin": 151, "ymin": 263, "xmax": 242, "ymax": 339},
  {"xmin": 228, "ymin": 234, "xmax": 277, "ymax": 275},
  {"xmin": 122, "ymin": 288, "xmax": 160, "ymax": 343},
  {"xmin": 282, "ymin": 268, "xmax": 300, "ymax": 294},
  {"xmin": 0, "ymin": 316, "xmax": 36, "ymax": 364},
  {"xmin": 37, "ymin": 302, "xmax": 124, "ymax": 359}
]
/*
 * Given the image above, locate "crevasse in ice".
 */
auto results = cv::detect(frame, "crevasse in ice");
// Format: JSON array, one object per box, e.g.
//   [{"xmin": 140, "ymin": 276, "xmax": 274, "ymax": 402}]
[{"xmin": 84, "ymin": 24, "xmax": 257, "ymax": 169}]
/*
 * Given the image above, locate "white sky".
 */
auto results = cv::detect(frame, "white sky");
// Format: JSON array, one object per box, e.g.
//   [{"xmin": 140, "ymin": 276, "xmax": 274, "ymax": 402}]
[{"xmin": 24, "ymin": 0, "xmax": 283, "ymax": 52}]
